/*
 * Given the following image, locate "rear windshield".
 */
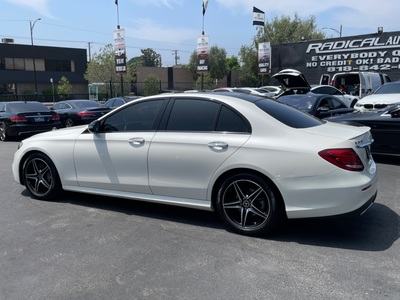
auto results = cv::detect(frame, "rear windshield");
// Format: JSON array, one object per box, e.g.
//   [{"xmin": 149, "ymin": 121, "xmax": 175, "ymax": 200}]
[
  {"xmin": 254, "ymin": 99, "xmax": 323, "ymax": 128},
  {"xmin": 7, "ymin": 102, "xmax": 49, "ymax": 113},
  {"xmin": 74, "ymin": 101, "xmax": 101, "ymax": 108}
]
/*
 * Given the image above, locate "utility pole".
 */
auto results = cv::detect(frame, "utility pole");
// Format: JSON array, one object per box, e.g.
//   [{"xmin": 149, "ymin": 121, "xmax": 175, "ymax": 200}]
[
  {"xmin": 172, "ymin": 50, "xmax": 180, "ymax": 65},
  {"xmin": 87, "ymin": 42, "xmax": 92, "ymax": 62}
]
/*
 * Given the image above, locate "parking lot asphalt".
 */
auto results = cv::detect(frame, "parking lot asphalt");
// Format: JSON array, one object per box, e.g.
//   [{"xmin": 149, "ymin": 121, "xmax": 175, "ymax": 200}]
[{"xmin": 0, "ymin": 141, "xmax": 399, "ymax": 300}]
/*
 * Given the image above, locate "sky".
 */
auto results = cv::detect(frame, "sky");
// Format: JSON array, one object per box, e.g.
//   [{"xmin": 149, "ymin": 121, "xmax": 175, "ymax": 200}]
[{"xmin": 0, "ymin": 0, "xmax": 398, "ymax": 66}]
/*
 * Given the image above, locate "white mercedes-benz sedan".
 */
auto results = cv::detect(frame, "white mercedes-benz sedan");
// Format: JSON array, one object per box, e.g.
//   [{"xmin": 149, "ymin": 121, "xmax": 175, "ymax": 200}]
[{"xmin": 12, "ymin": 92, "xmax": 378, "ymax": 236}]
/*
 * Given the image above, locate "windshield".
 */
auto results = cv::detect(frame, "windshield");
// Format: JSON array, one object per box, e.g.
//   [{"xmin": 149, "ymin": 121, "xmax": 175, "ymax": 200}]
[{"xmin": 374, "ymin": 82, "xmax": 400, "ymax": 94}]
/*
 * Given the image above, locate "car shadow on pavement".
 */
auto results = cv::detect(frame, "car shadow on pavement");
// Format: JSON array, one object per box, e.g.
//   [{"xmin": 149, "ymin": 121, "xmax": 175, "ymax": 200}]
[
  {"xmin": 373, "ymin": 155, "xmax": 400, "ymax": 166},
  {"xmin": 271, "ymin": 203, "xmax": 399, "ymax": 251},
  {"xmin": 48, "ymin": 190, "xmax": 400, "ymax": 252}
]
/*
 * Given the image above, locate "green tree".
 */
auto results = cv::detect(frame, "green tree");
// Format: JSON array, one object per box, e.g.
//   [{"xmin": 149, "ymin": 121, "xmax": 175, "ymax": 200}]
[
  {"xmin": 187, "ymin": 46, "xmax": 228, "ymax": 88},
  {"xmin": 208, "ymin": 46, "xmax": 228, "ymax": 82},
  {"xmin": 143, "ymin": 74, "xmax": 160, "ymax": 96},
  {"xmin": 255, "ymin": 13, "xmax": 326, "ymax": 45},
  {"xmin": 141, "ymin": 48, "xmax": 162, "ymax": 67},
  {"xmin": 85, "ymin": 44, "xmax": 119, "ymax": 84},
  {"xmin": 237, "ymin": 45, "xmax": 259, "ymax": 87},
  {"xmin": 186, "ymin": 50, "xmax": 199, "ymax": 82},
  {"xmin": 238, "ymin": 13, "xmax": 326, "ymax": 86},
  {"xmin": 226, "ymin": 55, "xmax": 241, "ymax": 71},
  {"xmin": 85, "ymin": 44, "xmax": 135, "ymax": 96},
  {"xmin": 57, "ymin": 76, "xmax": 72, "ymax": 95}
]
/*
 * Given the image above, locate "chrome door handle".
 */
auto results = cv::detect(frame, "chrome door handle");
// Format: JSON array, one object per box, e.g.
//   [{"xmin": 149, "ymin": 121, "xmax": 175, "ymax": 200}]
[
  {"xmin": 128, "ymin": 137, "xmax": 145, "ymax": 145},
  {"xmin": 208, "ymin": 141, "xmax": 228, "ymax": 150}
]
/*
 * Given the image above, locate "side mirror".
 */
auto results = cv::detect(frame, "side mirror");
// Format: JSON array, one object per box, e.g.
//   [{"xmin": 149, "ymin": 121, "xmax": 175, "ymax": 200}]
[{"xmin": 88, "ymin": 120, "xmax": 100, "ymax": 133}]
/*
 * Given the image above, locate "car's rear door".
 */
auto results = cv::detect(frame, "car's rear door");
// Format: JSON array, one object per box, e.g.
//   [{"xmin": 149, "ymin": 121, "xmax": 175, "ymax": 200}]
[{"xmin": 148, "ymin": 97, "xmax": 251, "ymax": 201}]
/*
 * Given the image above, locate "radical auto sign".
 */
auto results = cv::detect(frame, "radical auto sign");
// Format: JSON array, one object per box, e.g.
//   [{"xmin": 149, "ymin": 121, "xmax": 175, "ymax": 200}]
[{"xmin": 271, "ymin": 31, "xmax": 400, "ymax": 84}]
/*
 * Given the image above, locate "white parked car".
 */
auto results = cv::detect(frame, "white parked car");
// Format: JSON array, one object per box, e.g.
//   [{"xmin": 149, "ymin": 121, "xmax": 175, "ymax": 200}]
[
  {"xmin": 354, "ymin": 82, "xmax": 400, "ymax": 112},
  {"xmin": 310, "ymin": 85, "xmax": 358, "ymax": 108},
  {"xmin": 272, "ymin": 69, "xmax": 358, "ymax": 107},
  {"xmin": 12, "ymin": 93, "xmax": 378, "ymax": 236}
]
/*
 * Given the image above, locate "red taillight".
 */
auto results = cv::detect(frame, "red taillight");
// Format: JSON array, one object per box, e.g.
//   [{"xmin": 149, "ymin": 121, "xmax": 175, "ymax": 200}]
[
  {"xmin": 10, "ymin": 115, "xmax": 27, "ymax": 122},
  {"xmin": 51, "ymin": 114, "xmax": 60, "ymax": 121},
  {"xmin": 319, "ymin": 148, "xmax": 364, "ymax": 171},
  {"xmin": 77, "ymin": 111, "xmax": 95, "ymax": 117}
]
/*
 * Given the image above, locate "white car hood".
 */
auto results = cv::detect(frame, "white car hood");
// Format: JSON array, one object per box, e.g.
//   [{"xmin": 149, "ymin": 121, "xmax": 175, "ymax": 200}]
[
  {"xmin": 23, "ymin": 124, "xmax": 88, "ymax": 141},
  {"xmin": 358, "ymin": 93, "xmax": 400, "ymax": 104}
]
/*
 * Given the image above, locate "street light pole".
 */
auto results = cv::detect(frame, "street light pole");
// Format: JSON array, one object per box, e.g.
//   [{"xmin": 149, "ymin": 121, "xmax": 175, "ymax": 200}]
[
  {"xmin": 30, "ymin": 18, "xmax": 41, "ymax": 95},
  {"xmin": 50, "ymin": 78, "xmax": 55, "ymax": 103},
  {"xmin": 322, "ymin": 25, "xmax": 342, "ymax": 37}
]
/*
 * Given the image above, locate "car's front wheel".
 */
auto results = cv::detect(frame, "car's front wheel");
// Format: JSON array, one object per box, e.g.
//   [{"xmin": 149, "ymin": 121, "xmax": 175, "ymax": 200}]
[
  {"xmin": 216, "ymin": 173, "xmax": 282, "ymax": 236},
  {"xmin": 22, "ymin": 153, "xmax": 62, "ymax": 200}
]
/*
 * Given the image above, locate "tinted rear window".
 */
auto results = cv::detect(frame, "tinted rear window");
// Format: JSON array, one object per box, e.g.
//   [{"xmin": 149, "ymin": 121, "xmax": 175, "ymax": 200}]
[
  {"xmin": 73, "ymin": 101, "xmax": 101, "ymax": 108},
  {"xmin": 7, "ymin": 102, "xmax": 49, "ymax": 113},
  {"xmin": 254, "ymin": 99, "xmax": 323, "ymax": 128}
]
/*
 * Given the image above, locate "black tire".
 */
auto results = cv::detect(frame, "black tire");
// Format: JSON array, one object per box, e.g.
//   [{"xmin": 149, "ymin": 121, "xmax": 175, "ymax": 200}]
[
  {"xmin": 216, "ymin": 173, "xmax": 282, "ymax": 236},
  {"xmin": 0, "ymin": 122, "xmax": 8, "ymax": 141},
  {"xmin": 22, "ymin": 153, "xmax": 62, "ymax": 201},
  {"xmin": 65, "ymin": 118, "xmax": 74, "ymax": 127}
]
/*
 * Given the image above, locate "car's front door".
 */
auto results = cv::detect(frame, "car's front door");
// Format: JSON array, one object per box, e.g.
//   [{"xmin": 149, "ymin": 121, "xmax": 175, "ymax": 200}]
[{"xmin": 73, "ymin": 99, "xmax": 166, "ymax": 194}]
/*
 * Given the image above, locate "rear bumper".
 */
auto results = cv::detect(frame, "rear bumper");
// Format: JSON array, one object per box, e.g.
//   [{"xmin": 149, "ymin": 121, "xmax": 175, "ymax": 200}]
[{"xmin": 7, "ymin": 124, "xmax": 61, "ymax": 137}]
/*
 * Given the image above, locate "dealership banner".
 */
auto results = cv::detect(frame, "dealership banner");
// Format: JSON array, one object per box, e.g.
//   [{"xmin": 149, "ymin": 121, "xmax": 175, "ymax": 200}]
[
  {"xmin": 197, "ymin": 35, "xmax": 210, "ymax": 73},
  {"xmin": 271, "ymin": 31, "xmax": 400, "ymax": 83},
  {"xmin": 113, "ymin": 28, "xmax": 127, "ymax": 75},
  {"xmin": 258, "ymin": 42, "xmax": 271, "ymax": 74}
]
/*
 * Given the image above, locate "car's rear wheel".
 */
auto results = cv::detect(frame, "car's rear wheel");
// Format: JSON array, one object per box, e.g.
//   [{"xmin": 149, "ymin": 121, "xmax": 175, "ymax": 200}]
[
  {"xmin": 216, "ymin": 173, "xmax": 282, "ymax": 236},
  {"xmin": 0, "ymin": 122, "xmax": 8, "ymax": 141},
  {"xmin": 65, "ymin": 118, "xmax": 74, "ymax": 127},
  {"xmin": 22, "ymin": 153, "xmax": 62, "ymax": 200}
]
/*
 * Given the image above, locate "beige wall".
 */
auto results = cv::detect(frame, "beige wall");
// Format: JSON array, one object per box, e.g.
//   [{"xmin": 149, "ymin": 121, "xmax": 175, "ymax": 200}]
[{"xmin": 136, "ymin": 66, "xmax": 241, "ymax": 93}]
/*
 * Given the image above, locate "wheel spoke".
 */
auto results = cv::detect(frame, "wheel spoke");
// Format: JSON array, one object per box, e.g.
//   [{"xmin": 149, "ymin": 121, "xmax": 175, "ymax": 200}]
[
  {"xmin": 249, "ymin": 206, "xmax": 269, "ymax": 220},
  {"xmin": 233, "ymin": 181, "xmax": 245, "ymax": 199}
]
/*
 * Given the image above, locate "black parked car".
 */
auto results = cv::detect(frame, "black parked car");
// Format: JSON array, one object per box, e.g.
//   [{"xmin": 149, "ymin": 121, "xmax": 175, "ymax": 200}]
[
  {"xmin": 104, "ymin": 96, "xmax": 141, "ymax": 110},
  {"xmin": 277, "ymin": 94, "xmax": 354, "ymax": 118},
  {"xmin": 0, "ymin": 101, "xmax": 61, "ymax": 141},
  {"xmin": 327, "ymin": 103, "xmax": 400, "ymax": 156},
  {"xmin": 51, "ymin": 99, "xmax": 111, "ymax": 127}
]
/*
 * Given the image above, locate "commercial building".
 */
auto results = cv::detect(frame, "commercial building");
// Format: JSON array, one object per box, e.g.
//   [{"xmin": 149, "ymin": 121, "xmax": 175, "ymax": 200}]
[
  {"xmin": 271, "ymin": 30, "xmax": 400, "ymax": 84},
  {"xmin": 0, "ymin": 41, "xmax": 88, "ymax": 95}
]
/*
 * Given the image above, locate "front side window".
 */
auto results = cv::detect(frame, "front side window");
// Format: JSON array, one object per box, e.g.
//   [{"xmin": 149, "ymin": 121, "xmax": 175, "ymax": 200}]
[{"xmin": 101, "ymin": 99, "xmax": 164, "ymax": 132}]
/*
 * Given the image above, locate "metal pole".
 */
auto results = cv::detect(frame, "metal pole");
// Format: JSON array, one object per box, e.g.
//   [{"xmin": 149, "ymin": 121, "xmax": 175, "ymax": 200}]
[
  {"xmin": 30, "ymin": 18, "xmax": 41, "ymax": 95},
  {"xmin": 50, "ymin": 78, "xmax": 55, "ymax": 103}
]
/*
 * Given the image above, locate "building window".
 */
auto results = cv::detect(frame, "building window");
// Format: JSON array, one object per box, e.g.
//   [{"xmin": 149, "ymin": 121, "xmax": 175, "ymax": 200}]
[
  {"xmin": 45, "ymin": 59, "xmax": 72, "ymax": 72},
  {"xmin": 14, "ymin": 58, "xmax": 25, "ymax": 70}
]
